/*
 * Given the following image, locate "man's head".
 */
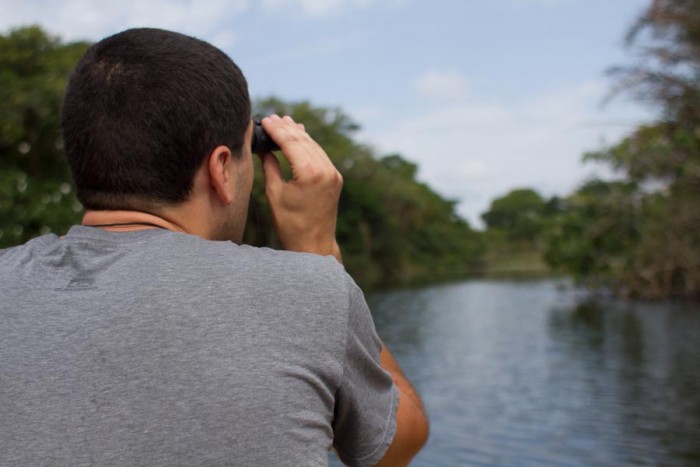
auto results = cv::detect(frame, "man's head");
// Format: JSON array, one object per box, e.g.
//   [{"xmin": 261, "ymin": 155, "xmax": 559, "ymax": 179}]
[{"xmin": 61, "ymin": 28, "xmax": 252, "ymax": 216}]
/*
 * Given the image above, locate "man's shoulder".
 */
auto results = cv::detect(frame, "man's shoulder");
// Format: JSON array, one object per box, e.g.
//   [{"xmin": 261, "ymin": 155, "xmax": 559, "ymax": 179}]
[
  {"xmin": 177, "ymin": 234, "xmax": 345, "ymax": 273},
  {"xmin": 151, "ymin": 233, "xmax": 353, "ymax": 296},
  {"xmin": 223, "ymin": 242, "xmax": 352, "ymax": 295},
  {"xmin": 0, "ymin": 234, "xmax": 57, "ymax": 263}
]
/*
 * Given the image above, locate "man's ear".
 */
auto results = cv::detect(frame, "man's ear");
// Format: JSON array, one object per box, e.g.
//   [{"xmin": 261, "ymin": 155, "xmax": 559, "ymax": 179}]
[{"xmin": 207, "ymin": 145, "xmax": 234, "ymax": 205}]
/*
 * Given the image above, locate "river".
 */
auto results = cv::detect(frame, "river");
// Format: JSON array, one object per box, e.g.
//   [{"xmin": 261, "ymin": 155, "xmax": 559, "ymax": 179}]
[{"xmin": 332, "ymin": 278, "xmax": 700, "ymax": 466}]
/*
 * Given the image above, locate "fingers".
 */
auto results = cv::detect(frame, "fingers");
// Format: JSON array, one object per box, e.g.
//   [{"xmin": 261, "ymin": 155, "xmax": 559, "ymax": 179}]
[
  {"xmin": 261, "ymin": 115, "xmax": 328, "ymax": 170},
  {"xmin": 257, "ymin": 114, "xmax": 342, "ymax": 258},
  {"xmin": 260, "ymin": 152, "xmax": 284, "ymax": 191}
]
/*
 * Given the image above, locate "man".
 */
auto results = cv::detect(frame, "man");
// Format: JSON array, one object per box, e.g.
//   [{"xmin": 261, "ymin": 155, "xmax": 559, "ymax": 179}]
[{"xmin": 0, "ymin": 28, "xmax": 428, "ymax": 466}]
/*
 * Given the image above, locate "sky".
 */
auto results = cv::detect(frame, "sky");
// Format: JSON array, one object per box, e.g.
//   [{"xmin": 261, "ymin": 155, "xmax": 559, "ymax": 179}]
[{"xmin": 1, "ymin": 0, "xmax": 655, "ymax": 227}]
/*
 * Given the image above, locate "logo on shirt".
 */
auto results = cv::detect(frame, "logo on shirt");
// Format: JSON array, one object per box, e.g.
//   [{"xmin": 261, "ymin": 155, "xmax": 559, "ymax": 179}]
[
  {"xmin": 68, "ymin": 277, "xmax": 95, "ymax": 288},
  {"xmin": 55, "ymin": 276, "xmax": 97, "ymax": 292}
]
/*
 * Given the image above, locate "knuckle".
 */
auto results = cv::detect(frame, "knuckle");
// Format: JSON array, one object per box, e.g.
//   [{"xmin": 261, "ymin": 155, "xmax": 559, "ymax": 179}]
[
  {"xmin": 282, "ymin": 133, "xmax": 302, "ymax": 144},
  {"xmin": 307, "ymin": 167, "xmax": 323, "ymax": 183},
  {"xmin": 281, "ymin": 130, "xmax": 313, "ymax": 146}
]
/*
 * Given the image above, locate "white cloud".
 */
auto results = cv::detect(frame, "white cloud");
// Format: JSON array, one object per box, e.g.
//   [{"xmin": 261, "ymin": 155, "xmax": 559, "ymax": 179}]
[
  {"xmin": 259, "ymin": 0, "xmax": 398, "ymax": 17},
  {"xmin": 0, "ymin": 0, "xmax": 250, "ymax": 45},
  {"xmin": 459, "ymin": 160, "xmax": 489, "ymax": 178},
  {"xmin": 0, "ymin": 0, "xmax": 400, "ymax": 46},
  {"xmin": 509, "ymin": 0, "xmax": 574, "ymax": 7},
  {"xmin": 413, "ymin": 70, "xmax": 469, "ymax": 100},
  {"xmin": 361, "ymin": 79, "xmax": 652, "ymax": 227}
]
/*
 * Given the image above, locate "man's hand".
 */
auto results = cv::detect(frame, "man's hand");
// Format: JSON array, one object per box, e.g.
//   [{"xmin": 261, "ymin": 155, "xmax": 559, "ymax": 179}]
[{"xmin": 260, "ymin": 115, "xmax": 343, "ymax": 261}]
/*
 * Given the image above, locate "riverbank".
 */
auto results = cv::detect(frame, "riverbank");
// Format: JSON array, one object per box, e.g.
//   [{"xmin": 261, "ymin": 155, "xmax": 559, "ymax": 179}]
[{"xmin": 480, "ymin": 244, "xmax": 551, "ymax": 277}]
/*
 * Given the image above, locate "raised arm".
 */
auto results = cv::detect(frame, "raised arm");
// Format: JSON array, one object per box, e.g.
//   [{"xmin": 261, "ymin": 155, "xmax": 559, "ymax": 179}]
[{"xmin": 260, "ymin": 115, "xmax": 428, "ymax": 464}]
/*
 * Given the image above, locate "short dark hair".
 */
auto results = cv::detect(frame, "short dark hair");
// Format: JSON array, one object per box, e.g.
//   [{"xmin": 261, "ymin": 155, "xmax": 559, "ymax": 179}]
[{"xmin": 61, "ymin": 28, "xmax": 251, "ymax": 210}]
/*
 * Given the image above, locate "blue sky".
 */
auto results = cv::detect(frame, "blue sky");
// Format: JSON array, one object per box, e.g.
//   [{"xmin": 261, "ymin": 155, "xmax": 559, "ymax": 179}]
[{"xmin": 1, "ymin": 0, "xmax": 654, "ymax": 227}]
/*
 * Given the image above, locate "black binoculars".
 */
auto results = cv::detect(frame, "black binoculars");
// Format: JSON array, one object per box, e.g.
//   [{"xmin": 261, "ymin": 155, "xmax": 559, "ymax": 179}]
[{"xmin": 252, "ymin": 120, "xmax": 280, "ymax": 155}]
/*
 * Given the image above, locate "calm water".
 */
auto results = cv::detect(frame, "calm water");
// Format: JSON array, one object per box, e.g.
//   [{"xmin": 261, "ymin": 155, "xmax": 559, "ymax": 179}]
[{"xmin": 332, "ymin": 278, "xmax": 700, "ymax": 466}]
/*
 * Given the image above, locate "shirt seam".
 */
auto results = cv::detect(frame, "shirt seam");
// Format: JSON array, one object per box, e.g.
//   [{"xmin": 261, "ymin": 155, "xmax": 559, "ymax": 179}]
[{"xmin": 62, "ymin": 232, "xmax": 170, "ymax": 246}]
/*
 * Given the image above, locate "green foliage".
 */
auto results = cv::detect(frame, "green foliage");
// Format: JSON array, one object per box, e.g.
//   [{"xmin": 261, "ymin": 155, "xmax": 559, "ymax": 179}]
[
  {"xmin": 542, "ymin": 0, "xmax": 700, "ymax": 299},
  {"xmin": 0, "ymin": 26, "xmax": 89, "ymax": 246},
  {"xmin": 568, "ymin": 123, "xmax": 700, "ymax": 298},
  {"xmin": 541, "ymin": 179, "xmax": 642, "ymax": 289},
  {"xmin": 481, "ymin": 188, "xmax": 547, "ymax": 242}
]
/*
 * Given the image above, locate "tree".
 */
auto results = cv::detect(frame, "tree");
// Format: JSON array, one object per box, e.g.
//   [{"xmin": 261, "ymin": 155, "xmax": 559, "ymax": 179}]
[
  {"xmin": 0, "ymin": 26, "xmax": 89, "ymax": 247},
  {"xmin": 541, "ymin": 179, "xmax": 642, "ymax": 291},
  {"xmin": 575, "ymin": 124, "xmax": 700, "ymax": 298},
  {"xmin": 542, "ymin": 0, "xmax": 700, "ymax": 298},
  {"xmin": 609, "ymin": 0, "xmax": 700, "ymax": 124},
  {"xmin": 481, "ymin": 188, "xmax": 547, "ymax": 242}
]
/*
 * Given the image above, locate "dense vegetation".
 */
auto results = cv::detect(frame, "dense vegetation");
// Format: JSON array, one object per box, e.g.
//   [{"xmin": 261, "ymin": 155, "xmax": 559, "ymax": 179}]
[
  {"xmin": 477, "ymin": 1, "xmax": 700, "ymax": 299},
  {"xmin": 541, "ymin": 0, "xmax": 700, "ymax": 299},
  {"xmin": 0, "ymin": 26, "xmax": 89, "ymax": 244},
  {"xmin": 0, "ymin": 26, "xmax": 483, "ymax": 288}
]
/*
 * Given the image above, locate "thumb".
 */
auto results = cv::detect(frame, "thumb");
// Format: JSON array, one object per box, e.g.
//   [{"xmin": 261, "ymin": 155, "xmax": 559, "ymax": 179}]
[{"xmin": 261, "ymin": 152, "xmax": 284, "ymax": 189}]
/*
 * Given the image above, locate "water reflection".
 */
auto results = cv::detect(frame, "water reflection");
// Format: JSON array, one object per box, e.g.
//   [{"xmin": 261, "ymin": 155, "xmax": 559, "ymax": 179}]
[
  {"xmin": 549, "ymin": 296, "xmax": 700, "ymax": 465},
  {"xmin": 329, "ymin": 279, "xmax": 700, "ymax": 466}
]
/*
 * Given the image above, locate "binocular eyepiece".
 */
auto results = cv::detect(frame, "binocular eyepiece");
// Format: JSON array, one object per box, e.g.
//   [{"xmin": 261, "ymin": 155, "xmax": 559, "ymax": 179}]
[{"xmin": 252, "ymin": 120, "xmax": 280, "ymax": 155}]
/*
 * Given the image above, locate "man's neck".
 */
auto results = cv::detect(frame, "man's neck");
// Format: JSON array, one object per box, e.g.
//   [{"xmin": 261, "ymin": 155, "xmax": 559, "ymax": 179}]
[{"xmin": 81, "ymin": 210, "xmax": 186, "ymax": 233}]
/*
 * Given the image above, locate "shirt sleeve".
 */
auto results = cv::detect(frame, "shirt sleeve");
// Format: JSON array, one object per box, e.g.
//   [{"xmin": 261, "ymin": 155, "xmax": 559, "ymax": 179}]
[{"xmin": 332, "ymin": 278, "xmax": 399, "ymax": 467}]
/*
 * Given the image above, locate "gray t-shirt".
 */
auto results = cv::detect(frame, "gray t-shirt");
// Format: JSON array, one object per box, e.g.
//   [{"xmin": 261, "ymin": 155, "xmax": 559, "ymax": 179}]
[{"xmin": 0, "ymin": 226, "xmax": 397, "ymax": 466}]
